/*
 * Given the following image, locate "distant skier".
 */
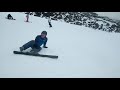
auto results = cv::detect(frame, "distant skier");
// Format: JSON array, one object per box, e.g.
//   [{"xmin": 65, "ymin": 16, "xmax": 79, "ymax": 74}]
[
  {"xmin": 26, "ymin": 13, "xmax": 29, "ymax": 22},
  {"xmin": 20, "ymin": 31, "xmax": 48, "ymax": 53},
  {"xmin": 48, "ymin": 17, "xmax": 52, "ymax": 28}
]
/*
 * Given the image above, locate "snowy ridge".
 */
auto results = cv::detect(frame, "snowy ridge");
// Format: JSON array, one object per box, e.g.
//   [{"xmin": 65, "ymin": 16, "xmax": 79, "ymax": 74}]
[{"xmin": 33, "ymin": 12, "xmax": 120, "ymax": 33}]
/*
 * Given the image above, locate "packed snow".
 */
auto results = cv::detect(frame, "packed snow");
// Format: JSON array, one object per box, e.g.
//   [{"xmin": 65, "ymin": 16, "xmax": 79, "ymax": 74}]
[{"xmin": 0, "ymin": 12, "xmax": 120, "ymax": 78}]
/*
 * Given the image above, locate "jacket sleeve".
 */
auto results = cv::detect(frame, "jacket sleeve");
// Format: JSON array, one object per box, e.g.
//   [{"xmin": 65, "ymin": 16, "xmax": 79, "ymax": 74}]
[{"xmin": 43, "ymin": 37, "xmax": 48, "ymax": 47}]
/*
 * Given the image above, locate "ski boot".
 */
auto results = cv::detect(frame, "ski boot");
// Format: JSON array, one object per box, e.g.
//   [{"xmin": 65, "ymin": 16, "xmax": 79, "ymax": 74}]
[{"xmin": 19, "ymin": 47, "xmax": 24, "ymax": 52}]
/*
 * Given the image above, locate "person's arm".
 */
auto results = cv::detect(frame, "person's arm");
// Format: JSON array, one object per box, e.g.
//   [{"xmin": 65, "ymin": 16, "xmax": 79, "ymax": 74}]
[{"xmin": 43, "ymin": 37, "xmax": 48, "ymax": 48}]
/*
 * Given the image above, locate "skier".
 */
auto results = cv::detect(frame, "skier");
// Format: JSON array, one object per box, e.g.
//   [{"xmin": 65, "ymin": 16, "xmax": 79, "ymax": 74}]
[
  {"xmin": 26, "ymin": 13, "xmax": 29, "ymax": 22},
  {"xmin": 48, "ymin": 17, "xmax": 52, "ymax": 28},
  {"xmin": 19, "ymin": 31, "xmax": 48, "ymax": 53}
]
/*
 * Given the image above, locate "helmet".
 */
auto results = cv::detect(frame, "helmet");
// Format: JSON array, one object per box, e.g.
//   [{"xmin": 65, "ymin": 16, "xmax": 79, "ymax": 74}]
[{"xmin": 41, "ymin": 31, "xmax": 47, "ymax": 35}]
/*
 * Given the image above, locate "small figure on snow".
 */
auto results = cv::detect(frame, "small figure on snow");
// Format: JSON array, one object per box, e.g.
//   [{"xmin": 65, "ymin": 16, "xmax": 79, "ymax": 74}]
[
  {"xmin": 48, "ymin": 17, "xmax": 52, "ymax": 28},
  {"xmin": 6, "ymin": 14, "xmax": 16, "ymax": 20},
  {"xmin": 20, "ymin": 31, "xmax": 48, "ymax": 54},
  {"xmin": 26, "ymin": 13, "xmax": 29, "ymax": 22}
]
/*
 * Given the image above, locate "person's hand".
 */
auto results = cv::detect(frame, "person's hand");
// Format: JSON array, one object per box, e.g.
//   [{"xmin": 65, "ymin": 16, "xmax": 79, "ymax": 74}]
[{"xmin": 43, "ymin": 46, "xmax": 48, "ymax": 48}]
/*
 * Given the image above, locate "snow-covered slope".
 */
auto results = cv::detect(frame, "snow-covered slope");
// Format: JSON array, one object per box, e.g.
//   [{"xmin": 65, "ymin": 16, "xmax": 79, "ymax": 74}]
[{"xmin": 1, "ymin": 12, "xmax": 120, "ymax": 78}]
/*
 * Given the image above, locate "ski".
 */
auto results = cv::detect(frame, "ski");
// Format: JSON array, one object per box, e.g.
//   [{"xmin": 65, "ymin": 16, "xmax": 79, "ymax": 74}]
[{"xmin": 13, "ymin": 51, "xmax": 58, "ymax": 59}]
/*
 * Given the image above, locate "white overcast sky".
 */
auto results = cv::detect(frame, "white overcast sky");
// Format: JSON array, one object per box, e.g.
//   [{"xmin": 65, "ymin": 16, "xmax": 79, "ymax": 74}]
[{"xmin": 95, "ymin": 12, "xmax": 120, "ymax": 20}]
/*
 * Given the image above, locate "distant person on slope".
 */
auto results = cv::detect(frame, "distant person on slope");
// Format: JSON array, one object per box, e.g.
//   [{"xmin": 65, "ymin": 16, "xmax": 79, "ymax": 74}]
[
  {"xmin": 6, "ymin": 14, "xmax": 16, "ymax": 20},
  {"xmin": 26, "ymin": 13, "xmax": 29, "ymax": 22},
  {"xmin": 20, "ymin": 31, "xmax": 48, "ymax": 53},
  {"xmin": 48, "ymin": 17, "xmax": 52, "ymax": 28}
]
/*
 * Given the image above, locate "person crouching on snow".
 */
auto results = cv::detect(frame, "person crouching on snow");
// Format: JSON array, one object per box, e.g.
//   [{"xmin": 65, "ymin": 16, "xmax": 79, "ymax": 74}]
[{"xmin": 20, "ymin": 31, "xmax": 48, "ymax": 53}]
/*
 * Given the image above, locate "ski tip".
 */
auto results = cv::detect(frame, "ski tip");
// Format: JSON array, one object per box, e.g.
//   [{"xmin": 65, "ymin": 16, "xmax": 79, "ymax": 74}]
[
  {"xmin": 52, "ymin": 56, "xmax": 58, "ymax": 59},
  {"xmin": 13, "ymin": 51, "xmax": 58, "ymax": 59},
  {"xmin": 13, "ymin": 51, "xmax": 21, "ymax": 54},
  {"xmin": 13, "ymin": 51, "xmax": 16, "ymax": 53}
]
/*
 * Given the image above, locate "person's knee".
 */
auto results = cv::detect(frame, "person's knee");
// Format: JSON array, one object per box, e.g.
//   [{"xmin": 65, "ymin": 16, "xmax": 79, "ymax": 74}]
[{"xmin": 30, "ymin": 40, "xmax": 35, "ymax": 43}]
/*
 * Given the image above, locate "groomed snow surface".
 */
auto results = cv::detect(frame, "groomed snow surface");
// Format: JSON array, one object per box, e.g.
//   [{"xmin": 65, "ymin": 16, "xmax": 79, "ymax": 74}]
[{"xmin": 0, "ymin": 12, "xmax": 120, "ymax": 78}]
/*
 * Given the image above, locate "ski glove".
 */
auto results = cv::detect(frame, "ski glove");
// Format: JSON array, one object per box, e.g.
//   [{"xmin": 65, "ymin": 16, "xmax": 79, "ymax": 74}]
[{"xmin": 43, "ymin": 46, "xmax": 48, "ymax": 48}]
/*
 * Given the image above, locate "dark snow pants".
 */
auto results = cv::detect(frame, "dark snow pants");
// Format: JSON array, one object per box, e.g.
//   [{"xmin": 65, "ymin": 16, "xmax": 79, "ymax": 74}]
[
  {"xmin": 49, "ymin": 22, "xmax": 52, "ymax": 27},
  {"xmin": 22, "ymin": 40, "xmax": 42, "ymax": 53}
]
